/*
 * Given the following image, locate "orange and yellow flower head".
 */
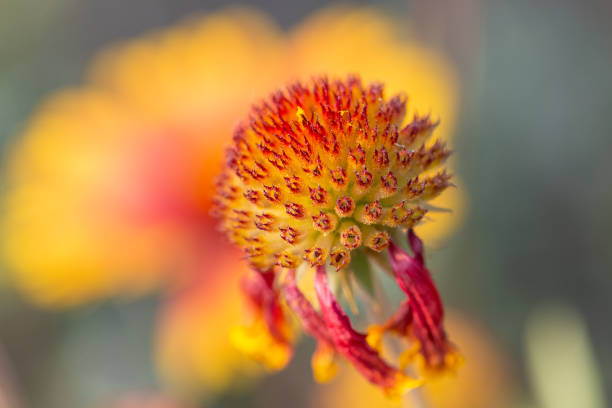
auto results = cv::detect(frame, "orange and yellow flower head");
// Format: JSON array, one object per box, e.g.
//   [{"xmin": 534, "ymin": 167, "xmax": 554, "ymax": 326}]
[
  {"xmin": 214, "ymin": 77, "xmax": 450, "ymax": 271},
  {"xmin": 213, "ymin": 76, "xmax": 460, "ymax": 397}
]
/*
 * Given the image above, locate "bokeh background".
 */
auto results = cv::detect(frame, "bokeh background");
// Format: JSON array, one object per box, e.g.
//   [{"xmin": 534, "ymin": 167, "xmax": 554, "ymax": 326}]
[{"xmin": 1, "ymin": 0, "xmax": 611, "ymax": 407}]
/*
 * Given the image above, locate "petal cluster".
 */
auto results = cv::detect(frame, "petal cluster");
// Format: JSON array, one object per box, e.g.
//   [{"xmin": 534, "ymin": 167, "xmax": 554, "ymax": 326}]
[{"xmin": 214, "ymin": 76, "xmax": 451, "ymax": 272}]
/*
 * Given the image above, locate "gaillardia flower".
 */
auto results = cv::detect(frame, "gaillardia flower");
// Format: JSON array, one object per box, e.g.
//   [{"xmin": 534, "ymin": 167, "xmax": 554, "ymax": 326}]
[
  {"xmin": 213, "ymin": 76, "xmax": 460, "ymax": 397},
  {"xmin": 2, "ymin": 5, "xmax": 463, "ymax": 397}
]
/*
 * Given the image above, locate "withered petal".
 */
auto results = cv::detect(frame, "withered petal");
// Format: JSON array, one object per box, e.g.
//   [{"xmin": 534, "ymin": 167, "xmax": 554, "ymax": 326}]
[
  {"xmin": 241, "ymin": 269, "xmax": 292, "ymax": 347},
  {"xmin": 283, "ymin": 269, "xmax": 333, "ymax": 346},
  {"xmin": 314, "ymin": 265, "xmax": 400, "ymax": 389},
  {"xmin": 387, "ymin": 230, "xmax": 454, "ymax": 371}
]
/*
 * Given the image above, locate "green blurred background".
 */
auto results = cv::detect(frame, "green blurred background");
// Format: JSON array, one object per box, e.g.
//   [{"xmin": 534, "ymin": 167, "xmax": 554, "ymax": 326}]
[{"xmin": 1, "ymin": 0, "xmax": 611, "ymax": 407}]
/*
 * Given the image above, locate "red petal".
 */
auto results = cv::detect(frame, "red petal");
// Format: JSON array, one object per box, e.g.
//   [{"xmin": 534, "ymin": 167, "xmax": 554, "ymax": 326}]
[
  {"xmin": 314, "ymin": 265, "xmax": 399, "ymax": 389},
  {"xmin": 283, "ymin": 270, "xmax": 338, "ymax": 383},
  {"xmin": 387, "ymin": 229, "xmax": 453, "ymax": 370},
  {"xmin": 241, "ymin": 269, "xmax": 290, "ymax": 345},
  {"xmin": 283, "ymin": 269, "xmax": 333, "ymax": 346}
]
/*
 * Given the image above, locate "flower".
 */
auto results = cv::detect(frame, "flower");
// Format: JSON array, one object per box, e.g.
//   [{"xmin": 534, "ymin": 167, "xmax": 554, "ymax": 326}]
[
  {"xmin": 1, "ymin": 6, "xmax": 462, "ymax": 397},
  {"xmin": 213, "ymin": 76, "xmax": 460, "ymax": 396}
]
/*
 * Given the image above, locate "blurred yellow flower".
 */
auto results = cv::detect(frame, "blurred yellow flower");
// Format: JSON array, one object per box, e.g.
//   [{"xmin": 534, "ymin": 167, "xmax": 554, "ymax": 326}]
[
  {"xmin": 313, "ymin": 313, "xmax": 515, "ymax": 408},
  {"xmin": 2, "ymin": 10, "xmax": 286, "ymax": 307},
  {"xmin": 1, "ymin": 5, "xmax": 462, "ymax": 395},
  {"xmin": 155, "ymin": 249, "xmax": 254, "ymax": 394},
  {"xmin": 3, "ymin": 90, "xmax": 196, "ymax": 304}
]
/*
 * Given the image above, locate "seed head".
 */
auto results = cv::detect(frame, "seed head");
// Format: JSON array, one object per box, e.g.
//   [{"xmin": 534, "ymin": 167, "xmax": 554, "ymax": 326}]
[{"xmin": 214, "ymin": 76, "xmax": 451, "ymax": 271}]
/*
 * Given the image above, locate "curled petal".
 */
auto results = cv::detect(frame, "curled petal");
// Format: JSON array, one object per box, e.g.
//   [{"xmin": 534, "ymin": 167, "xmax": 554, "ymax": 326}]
[
  {"xmin": 387, "ymin": 229, "xmax": 459, "ymax": 373},
  {"xmin": 231, "ymin": 270, "xmax": 293, "ymax": 370},
  {"xmin": 283, "ymin": 269, "xmax": 337, "ymax": 382},
  {"xmin": 407, "ymin": 228, "xmax": 425, "ymax": 266},
  {"xmin": 314, "ymin": 266, "xmax": 422, "ymax": 395}
]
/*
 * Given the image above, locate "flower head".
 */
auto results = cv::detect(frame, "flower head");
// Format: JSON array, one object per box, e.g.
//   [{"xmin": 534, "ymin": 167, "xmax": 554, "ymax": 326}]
[
  {"xmin": 314, "ymin": 313, "xmax": 515, "ymax": 408},
  {"xmin": 214, "ymin": 76, "xmax": 450, "ymax": 271},
  {"xmin": 214, "ymin": 76, "xmax": 459, "ymax": 396}
]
